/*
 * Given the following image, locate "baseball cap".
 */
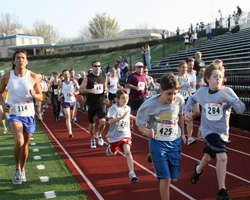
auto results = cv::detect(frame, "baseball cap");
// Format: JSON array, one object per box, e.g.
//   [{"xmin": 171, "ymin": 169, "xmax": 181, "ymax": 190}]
[{"xmin": 135, "ymin": 62, "xmax": 144, "ymax": 67}]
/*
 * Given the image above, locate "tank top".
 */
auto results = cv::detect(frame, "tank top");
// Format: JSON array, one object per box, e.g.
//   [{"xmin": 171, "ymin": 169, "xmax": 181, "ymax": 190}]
[
  {"xmin": 185, "ymin": 70, "xmax": 197, "ymax": 94},
  {"xmin": 7, "ymin": 70, "xmax": 35, "ymax": 117},
  {"xmin": 51, "ymin": 81, "xmax": 59, "ymax": 96},
  {"xmin": 108, "ymin": 76, "xmax": 118, "ymax": 94},
  {"xmin": 86, "ymin": 73, "xmax": 106, "ymax": 106},
  {"xmin": 177, "ymin": 74, "xmax": 190, "ymax": 100},
  {"xmin": 62, "ymin": 79, "xmax": 76, "ymax": 103}
]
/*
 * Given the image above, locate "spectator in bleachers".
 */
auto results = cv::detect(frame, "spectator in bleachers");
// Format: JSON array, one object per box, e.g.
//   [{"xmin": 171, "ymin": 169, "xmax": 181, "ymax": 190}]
[
  {"xmin": 195, "ymin": 23, "xmax": 199, "ymax": 31},
  {"xmin": 227, "ymin": 15, "xmax": 231, "ymax": 28},
  {"xmin": 123, "ymin": 54, "xmax": 128, "ymax": 63},
  {"xmin": 192, "ymin": 30, "xmax": 197, "ymax": 48},
  {"xmin": 206, "ymin": 23, "xmax": 212, "ymax": 41},
  {"xmin": 161, "ymin": 30, "xmax": 166, "ymax": 39},
  {"xmin": 194, "ymin": 51, "xmax": 205, "ymax": 72},
  {"xmin": 145, "ymin": 44, "xmax": 151, "ymax": 70},
  {"xmin": 230, "ymin": 22, "xmax": 240, "ymax": 34},
  {"xmin": 105, "ymin": 63, "xmax": 111, "ymax": 74},
  {"xmin": 237, "ymin": 6, "xmax": 242, "ymax": 24},
  {"xmin": 190, "ymin": 24, "xmax": 193, "ymax": 32},
  {"xmin": 215, "ymin": 18, "xmax": 220, "ymax": 28},
  {"xmin": 176, "ymin": 27, "xmax": 180, "ymax": 35},
  {"xmin": 141, "ymin": 46, "xmax": 146, "ymax": 67},
  {"xmin": 183, "ymin": 33, "xmax": 189, "ymax": 52},
  {"xmin": 232, "ymin": 11, "xmax": 237, "ymax": 23}
]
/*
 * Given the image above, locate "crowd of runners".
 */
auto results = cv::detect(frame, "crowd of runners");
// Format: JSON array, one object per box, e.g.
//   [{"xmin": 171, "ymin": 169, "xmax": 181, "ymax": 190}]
[{"xmin": 0, "ymin": 50, "xmax": 245, "ymax": 200}]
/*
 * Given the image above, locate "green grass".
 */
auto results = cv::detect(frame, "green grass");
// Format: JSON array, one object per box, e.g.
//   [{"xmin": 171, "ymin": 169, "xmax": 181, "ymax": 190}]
[
  {"xmin": 0, "ymin": 37, "xmax": 207, "ymax": 76},
  {"xmin": 0, "ymin": 122, "xmax": 88, "ymax": 200}
]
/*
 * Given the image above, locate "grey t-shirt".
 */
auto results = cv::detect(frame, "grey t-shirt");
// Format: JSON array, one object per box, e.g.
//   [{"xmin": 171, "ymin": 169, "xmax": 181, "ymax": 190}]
[
  {"xmin": 106, "ymin": 103, "xmax": 131, "ymax": 143},
  {"xmin": 185, "ymin": 86, "xmax": 245, "ymax": 141},
  {"xmin": 136, "ymin": 94, "xmax": 185, "ymax": 142}
]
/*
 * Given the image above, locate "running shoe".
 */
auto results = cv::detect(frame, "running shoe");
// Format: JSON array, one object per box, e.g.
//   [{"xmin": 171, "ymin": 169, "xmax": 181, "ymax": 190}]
[
  {"xmin": 96, "ymin": 133, "xmax": 104, "ymax": 146},
  {"xmin": 90, "ymin": 140, "xmax": 96, "ymax": 148},
  {"xmin": 191, "ymin": 161, "xmax": 203, "ymax": 184},
  {"xmin": 13, "ymin": 169, "xmax": 22, "ymax": 184},
  {"xmin": 147, "ymin": 153, "xmax": 152, "ymax": 163},
  {"xmin": 73, "ymin": 117, "xmax": 77, "ymax": 122},
  {"xmin": 106, "ymin": 143, "xmax": 113, "ymax": 156},
  {"xmin": 21, "ymin": 170, "xmax": 26, "ymax": 182},
  {"xmin": 217, "ymin": 188, "xmax": 231, "ymax": 200},
  {"xmin": 129, "ymin": 171, "xmax": 138, "ymax": 184},
  {"xmin": 68, "ymin": 131, "xmax": 74, "ymax": 138},
  {"xmin": 187, "ymin": 137, "xmax": 196, "ymax": 145}
]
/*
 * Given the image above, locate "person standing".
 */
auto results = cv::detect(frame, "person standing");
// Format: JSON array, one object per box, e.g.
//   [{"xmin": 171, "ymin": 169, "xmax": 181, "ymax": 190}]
[
  {"xmin": 206, "ymin": 23, "xmax": 212, "ymax": 41},
  {"xmin": 185, "ymin": 63, "xmax": 245, "ymax": 200},
  {"xmin": 80, "ymin": 60, "xmax": 108, "ymax": 148},
  {"xmin": 145, "ymin": 44, "xmax": 151, "ymax": 70},
  {"xmin": 237, "ymin": 6, "xmax": 242, "ymax": 24},
  {"xmin": 136, "ymin": 73, "xmax": 186, "ymax": 200},
  {"xmin": 0, "ymin": 50, "xmax": 42, "ymax": 184},
  {"xmin": 57, "ymin": 70, "xmax": 79, "ymax": 138}
]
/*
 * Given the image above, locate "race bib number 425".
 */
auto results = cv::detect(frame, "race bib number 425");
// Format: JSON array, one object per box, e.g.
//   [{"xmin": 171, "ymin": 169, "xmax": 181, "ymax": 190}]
[{"xmin": 155, "ymin": 123, "xmax": 178, "ymax": 141}]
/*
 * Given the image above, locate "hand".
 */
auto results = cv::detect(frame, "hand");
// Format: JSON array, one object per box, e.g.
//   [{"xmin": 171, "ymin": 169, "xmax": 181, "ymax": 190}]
[
  {"xmin": 89, "ymin": 88, "xmax": 95, "ymax": 94},
  {"xmin": 4, "ymin": 104, "xmax": 11, "ymax": 113},
  {"xmin": 221, "ymin": 92, "xmax": 228, "ymax": 100},
  {"xmin": 182, "ymin": 134, "xmax": 187, "ymax": 144},
  {"xmin": 122, "ymin": 111, "xmax": 129, "ymax": 119},
  {"xmin": 144, "ymin": 128, "xmax": 154, "ymax": 138},
  {"xmin": 184, "ymin": 112, "xmax": 192, "ymax": 122}
]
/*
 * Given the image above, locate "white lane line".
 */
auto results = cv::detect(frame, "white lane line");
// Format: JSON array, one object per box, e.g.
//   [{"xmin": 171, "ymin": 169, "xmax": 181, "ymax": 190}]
[
  {"xmin": 40, "ymin": 119, "xmax": 105, "ymax": 200},
  {"xmin": 40, "ymin": 176, "xmax": 49, "ymax": 182},
  {"xmin": 44, "ymin": 191, "xmax": 56, "ymax": 199},
  {"xmin": 132, "ymin": 132, "xmax": 250, "ymax": 184},
  {"xmin": 34, "ymin": 155, "xmax": 41, "ymax": 160},
  {"xmin": 73, "ymin": 121, "xmax": 196, "ymax": 200}
]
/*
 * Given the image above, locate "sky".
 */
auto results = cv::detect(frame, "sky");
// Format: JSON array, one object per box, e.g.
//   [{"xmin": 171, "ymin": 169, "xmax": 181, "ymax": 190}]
[{"xmin": 1, "ymin": 0, "xmax": 249, "ymax": 39}]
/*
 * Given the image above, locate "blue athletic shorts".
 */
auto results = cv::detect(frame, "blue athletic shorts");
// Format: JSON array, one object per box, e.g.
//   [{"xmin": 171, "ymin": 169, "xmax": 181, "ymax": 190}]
[
  {"xmin": 8, "ymin": 115, "xmax": 35, "ymax": 134},
  {"xmin": 203, "ymin": 133, "xmax": 227, "ymax": 159},
  {"xmin": 62, "ymin": 101, "xmax": 76, "ymax": 110},
  {"xmin": 149, "ymin": 137, "xmax": 182, "ymax": 180}
]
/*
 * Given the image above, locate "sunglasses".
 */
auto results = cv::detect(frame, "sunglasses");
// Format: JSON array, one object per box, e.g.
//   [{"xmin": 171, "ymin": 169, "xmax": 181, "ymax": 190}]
[
  {"xmin": 137, "ymin": 66, "xmax": 144, "ymax": 68},
  {"xmin": 93, "ymin": 65, "xmax": 101, "ymax": 68}
]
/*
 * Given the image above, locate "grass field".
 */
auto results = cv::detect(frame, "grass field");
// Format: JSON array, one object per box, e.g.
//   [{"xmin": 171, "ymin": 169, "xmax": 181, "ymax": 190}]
[{"xmin": 0, "ymin": 121, "xmax": 88, "ymax": 200}]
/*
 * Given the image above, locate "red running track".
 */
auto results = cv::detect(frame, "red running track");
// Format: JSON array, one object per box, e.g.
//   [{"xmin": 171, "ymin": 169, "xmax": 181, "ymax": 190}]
[{"xmin": 38, "ymin": 106, "xmax": 250, "ymax": 200}]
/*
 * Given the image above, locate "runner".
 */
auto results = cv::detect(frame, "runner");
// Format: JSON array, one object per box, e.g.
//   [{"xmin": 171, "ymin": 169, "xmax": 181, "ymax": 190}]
[{"xmin": 0, "ymin": 50, "xmax": 42, "ymax": 184}]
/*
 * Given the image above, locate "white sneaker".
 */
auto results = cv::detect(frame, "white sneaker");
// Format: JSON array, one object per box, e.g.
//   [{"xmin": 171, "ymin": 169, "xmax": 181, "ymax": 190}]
[
  {"xmin": 68, "ymin": 131, "xmax": 74, "ymax": 138},
  {"xmin": 13, "ymin": 169, "xmax": 22, "ymax": 184},
  {"xmin": 21, "ymin": 170, "xmax": 26, "ymax": 182},
  {"xmin": 129, "ymin": 171, "xmax": 138, "ymax": 184},
  {"xmin": 96, "ymin": 133, "xmax": 104, "ymax": 146},
  {"xmin": 90, "ymin": 140, "xmax": 96, "ymax": 148},
  {"xmin": 73, "ymin": 117, "xmax": 77, "ymax": 122},
  {"xmin": 187, "ymin": 137, "xmax": 196, "ymax": 145},
  {"xmin": 106, "ymin": 143, "xmax": 113, "ymax": 156},
  {"xmin": 59, "ymin": 112, "xmax": 64, "ymax": 117}
]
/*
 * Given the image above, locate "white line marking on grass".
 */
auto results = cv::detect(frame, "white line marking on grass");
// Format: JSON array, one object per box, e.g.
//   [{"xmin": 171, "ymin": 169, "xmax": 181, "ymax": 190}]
[
  {"xmin": 132, "ymin": 132, "xmax": 250, "ymax": 184},
  {"xmin": 31, "ymin": 137, "xmax": 34, "ymax": 140},
  {"xmin": 44, "ymin": 191, "xmax": 56, "ymax": 199},
  {"xmin": 37, "ymin": 165, "xmax": 45, "ymax": 170},
  {"xmin": 40, "ymin": 120, "xmax": 105, "ymax": 200},
  {"xmin": 40, "ymin": 176, "xmax": 49, "ymax": 182},
  {"xmin": 33, "ymin": 148, "xmax": 39, "ymax": 152},
  {"xmin": 34, "ymin": 156, "xmax": 41, "ymax": 160},
  {"xmin": 73, "ymin": 122, "xmax": 196, "ymax": 200},
  {"xmin": 30, "ymin": 142, "xmax": 36, "ymax": 146}
]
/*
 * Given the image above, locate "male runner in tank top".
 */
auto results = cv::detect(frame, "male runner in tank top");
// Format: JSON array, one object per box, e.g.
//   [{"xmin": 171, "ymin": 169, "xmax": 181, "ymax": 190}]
[
  {"xmin": 0, "ymin": 50, "xmax": 43, "ymax": 184},
  {"xmin": 80, "ymin": 60, "xmax": 108, "ymax": 148}
]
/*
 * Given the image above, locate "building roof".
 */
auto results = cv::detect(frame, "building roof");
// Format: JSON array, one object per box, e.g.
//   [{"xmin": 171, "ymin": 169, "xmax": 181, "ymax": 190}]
[{"xmin": 0, "ymin": 33, "xmax": 43, "ymax": 40}]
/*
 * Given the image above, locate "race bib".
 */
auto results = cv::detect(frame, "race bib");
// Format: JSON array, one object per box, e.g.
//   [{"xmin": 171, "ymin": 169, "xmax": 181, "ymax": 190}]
[
  {"xmin": 155, "ymin": 122, "xmax": 178, "ymax": 141},
  {"xmin": 117, "ymin": 119, "xmax": 130, "ymax": 132},
  {"xmin": 149, "ymin": 90, "xmax": 158, "ymax": 97},
  {"xmin": 94, "ymin": 83, "xmax": 104, "ymax": 94},
  {"xmin": 205, "ymin": 103, "xmax": 223, "ymax": 120},
  {"xmin": 179, "ymin": 90, "xmax": 189, "ymax": 99},
  {"xmin": 14, "ymin": 102, "xmax": 31, "ymax": 117},
  {"xmin": 54, "ymin": 89, "xmax": 58, "ymax": 95},
  {"xmin": 137, "ymin": 82, "xmax": 145, "ymax": 91}
]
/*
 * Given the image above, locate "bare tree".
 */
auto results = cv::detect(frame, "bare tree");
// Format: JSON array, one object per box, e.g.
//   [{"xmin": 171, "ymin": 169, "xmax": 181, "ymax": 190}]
[
  {"xmin": 88, "ymin": 13, "xmax": 119, "ymax": 39},
  {"xmin": 78, "ymin": 26, "xmax": 92, "ymax": 40},
  {"xmin": 0, "ymin": 13, "xmax": 23, "ymax": 35},
  {"xmin": 28, "ymin": 20, "xmax": 60, "ymax": 43}
]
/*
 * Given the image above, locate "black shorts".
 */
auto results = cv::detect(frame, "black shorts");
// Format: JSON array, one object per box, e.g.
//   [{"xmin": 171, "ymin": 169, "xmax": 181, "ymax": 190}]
[
  {"xmin": 87, "ymin": 105, "xmax": 106, "ymax": 124},
  {"xmin": 128, "ymin": 97, "xmax": 146, "ymax": 112},
  {"xmin": 203, "ymin": 133, "xmax": 227, "ymax": 159},
  {"xmin": 108, "ymin": 93, "xmax": 116, "ymax": 101}
]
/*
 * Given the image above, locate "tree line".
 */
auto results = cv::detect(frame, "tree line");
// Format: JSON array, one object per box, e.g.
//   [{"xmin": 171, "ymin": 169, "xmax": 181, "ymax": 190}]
[{"xmin": 0, "ymin": 12, "xmax": 119, "ymax": 43}]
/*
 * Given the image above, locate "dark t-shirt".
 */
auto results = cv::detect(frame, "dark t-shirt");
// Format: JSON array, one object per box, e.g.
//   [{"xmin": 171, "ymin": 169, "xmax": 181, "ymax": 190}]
[
  {"xmin": 86, "ymin": 73, "xmax": 106, "ymax": 106},
  {"xmin": 126, "ymin": 72, "xmax": 147, "ymax": 100},
  {"xmin": 194, "ymin": 60, "xmax": 205, "ymax": 72}
]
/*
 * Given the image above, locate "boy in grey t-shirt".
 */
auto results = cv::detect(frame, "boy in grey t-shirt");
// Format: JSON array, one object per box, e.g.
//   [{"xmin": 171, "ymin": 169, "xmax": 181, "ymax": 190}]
[
  {"xmin": 185, "ymin": 63, "xmax": 245, "ymax": 200},
  {"xmin": 136, "ymin": 73, "xmax": 186, "ymax": 200}
]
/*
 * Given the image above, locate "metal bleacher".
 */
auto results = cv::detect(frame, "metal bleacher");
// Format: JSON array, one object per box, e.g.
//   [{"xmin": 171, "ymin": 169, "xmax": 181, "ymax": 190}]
[{"xmin": 149, "ymin": 27, "xmax": 250, "ymax": 120}]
